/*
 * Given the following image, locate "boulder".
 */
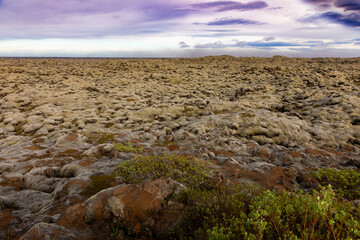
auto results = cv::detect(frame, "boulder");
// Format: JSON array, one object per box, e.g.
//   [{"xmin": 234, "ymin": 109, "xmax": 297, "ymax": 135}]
[
  {"xmin": 84, "ymin": 178, "xmax": 186, "ymax": 236},
  {"xmin": 57, "ymin": 178, "xmax": 186, "ymax": 239},
  {"xmin": 52, "ymin": 133, "xmax": 91, "ymax": 151}
]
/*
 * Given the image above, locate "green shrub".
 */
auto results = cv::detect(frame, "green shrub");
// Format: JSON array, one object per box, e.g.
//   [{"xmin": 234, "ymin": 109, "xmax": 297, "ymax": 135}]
[
  {"xmin": 172, "ymin": 187, "xmax": 249, "ymax": 240},
  {"xmin": 171, "ymin": 185, "xmax": 360, "ymax": 240},
  {"xmin": 246, "ymin": 185, "xmax": 360, "ymax": 240},
  {"xmin": 115, "ymin": 154, "xmax": 212, "ymax": 190},
  {"xmin": 114, "ymin": 143, "xmax": 143, "ymax": 153},
  {"xmin": 114, "ymin": 157, "xmax": 360, "ymax": 240},
  {"xmin": 311, "ymin": 168, "xmax": 360, "ymax": 200}
]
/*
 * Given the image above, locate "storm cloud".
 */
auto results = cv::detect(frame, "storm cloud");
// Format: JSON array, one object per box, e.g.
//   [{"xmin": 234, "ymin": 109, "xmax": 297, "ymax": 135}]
[{"xmin": 321, "ymin": 11, "xmax": 360, "ymax": 27}]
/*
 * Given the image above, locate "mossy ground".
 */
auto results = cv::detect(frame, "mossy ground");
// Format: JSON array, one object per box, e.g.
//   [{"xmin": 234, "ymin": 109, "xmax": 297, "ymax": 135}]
[
  {"xmin": 82, "ymin": 131, "xmax": 114, "ymax": 144},
  {"xmin": 81, "ymin": 175, "xmax": 115, "ymax": 198}
]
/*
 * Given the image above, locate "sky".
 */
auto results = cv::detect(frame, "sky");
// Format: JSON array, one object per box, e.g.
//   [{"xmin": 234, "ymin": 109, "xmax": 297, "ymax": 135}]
[{"xmin": 0, "ymin": 0, "xmax": 359, "ymax": 57}]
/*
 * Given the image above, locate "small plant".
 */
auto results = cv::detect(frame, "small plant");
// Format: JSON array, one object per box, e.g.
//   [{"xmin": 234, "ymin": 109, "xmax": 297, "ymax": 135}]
[
  {"xmin": 115, "ymin": 154, "xmax": 212, "ymax": 190},
  {"xmin": 114, "ymin": 143, "xmax": 143, "ymax": 153},
  {"xmin": 111, "ymin": 226, "xmax": 120, "ymax": 237},
  {"xmin": 311, "ymin": 168, "xmax": 360, "ymax": 200}
]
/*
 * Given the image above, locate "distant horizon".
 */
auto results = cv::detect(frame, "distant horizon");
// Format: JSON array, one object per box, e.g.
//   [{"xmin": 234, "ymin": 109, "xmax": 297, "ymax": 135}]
[
  {"xmin": 1, "ymin": 54, "xmax": 360, "ymax": 59},
  {"xmin": 0, "ymin": 0, "xmax": 359, "ymax": 57}
]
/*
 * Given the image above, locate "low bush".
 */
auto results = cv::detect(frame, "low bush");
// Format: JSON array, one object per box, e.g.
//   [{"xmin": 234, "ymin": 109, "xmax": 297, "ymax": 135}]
[
  {"xmin": 174, "ymin": 186, "xmax": 360, "ymax": 240},
  {"xmin": 115, "ymin": 154, "xmax": 212, "ymax": 190},
  {"xmin": 311, "ymin": 168, "xmax": 360, "ymax": 200},
  {"xmin": 114, "ymin": 143, "xmax": 143, "ymax": 153}
]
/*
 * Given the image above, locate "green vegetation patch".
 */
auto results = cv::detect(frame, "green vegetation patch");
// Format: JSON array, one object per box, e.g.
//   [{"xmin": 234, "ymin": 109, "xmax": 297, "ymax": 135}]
[
  {"xmin": 114, "ymin": 157, "xmax": 360, "ymax": 239},
  {"xmin": 172, "ymin": 185, "xmax": 360, "ymax": 240},
  {"xmin": 83, "ymin": 131, "xmax": 114, "ymax": 144},
  {"xmin": 114, "ymin": 143, "xmax": 143, "ymax": 153},
  {"xmin": 311, "ymin": 168, "xmax": 360, "ymax": 200},
  {"xmin": 81, "ymin": 175, "xmax": 115, "ymax": 198},
  {"xmin": 115, "ymin": 154, "xmax": 212, "ymax": 190}
]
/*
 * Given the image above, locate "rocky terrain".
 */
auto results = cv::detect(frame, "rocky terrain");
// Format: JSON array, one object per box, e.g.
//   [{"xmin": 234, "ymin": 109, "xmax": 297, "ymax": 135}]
[{"xmin": 0, "ymin": 56, "xmax": 359, "ymax": 239}]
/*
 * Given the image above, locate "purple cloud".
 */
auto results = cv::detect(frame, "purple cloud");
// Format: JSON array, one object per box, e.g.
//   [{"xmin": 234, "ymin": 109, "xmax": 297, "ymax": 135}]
[
  {"xmin": 321, "ymin": 11, "xmax": 360, "ymax": 26},
  {"xmin": 0, "ymin": 0, "xmax": 197, "ymax": 38},
  {"xmin": 336, "ymin": 0, "xmax": 360, "ymax": 11},
  {"xmin": 301, "ymin": 0, "xmax": 360, "ymax": 27},
  {"xmin": 207, "ymin": 18, "xmax": 261, "ymax": 25},
  {"xmin": 191, "ymin": 1, "xmax": 268, "ymax": 12},
  {"xmin": 303, "ymin": 0, "xmax": 360, "ymax": 11}
]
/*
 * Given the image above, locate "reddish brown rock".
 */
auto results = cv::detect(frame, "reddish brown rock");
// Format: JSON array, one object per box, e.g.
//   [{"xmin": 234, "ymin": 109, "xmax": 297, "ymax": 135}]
[
  {"xmin": 0, "ymin": 175, "xmax": 24, "ymax": 191},
  {"xmin": 287, "ymin": 151, "xmax": 303, "ymax": 158},
  {"xmin": 321, "ymin": 147, "xmax": 346, "ymax": 156},
  {"xmin": 166, "ymin": 143, "xmax": 179, "ymax": 151},
  {"xmin": 0, "ymin": 210, "xmax": 17, "ymax": 236},
  {"xmin": 57, "ymin": 203, "xmax": 87, "ymax": 229},
  {"xmin": 0, "ymin": 210, "xmax": 25, "ymax": 240},
  {"xmin": 305, "ymin": 148, "xmax": 331, "ymax": 157},
  {"xmin": 83, "ymin": 178, "xmax": 186, "ymax": 237},
  {"xmin": 19, "ymin": 222, "xmax": 77, "ymax": 240}
]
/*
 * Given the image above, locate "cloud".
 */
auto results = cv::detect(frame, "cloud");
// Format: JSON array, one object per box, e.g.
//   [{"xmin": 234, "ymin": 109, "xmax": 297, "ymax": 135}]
[
  {"xmin": 303, "ymin": 0, "xmax": 360, "ymax": 11},
  {"xmin": 336, "ymin": 0, "xmax": 360, "ymax": 11},
  {"xmin": 194, "ymin": 41, "xmax": 229, "ymax": 48},
  {"xmin": 178, "ymin": 41, "xmax": 190, "ymax": 48},
  {"xmin": 263, "ymin": 36, "xmax": 275, "ymax": 41},
  {"xmin": 300, "ymin": 0, "xmax": 360, "ymax": 28},
  {"xmin": 0, "ymin": 0, "xmax": 198, "ymax": 38},
  {"xmin": 321, "ymin": 11, "xmax": 360, "ymax": 27},
  {"xmin": 246, "ymin": 41, "xmax": 302, "ymax": 47},
  {"xmin": 191, "ymin": 1, "xmax": 268, "ymax": 12},
  {"xmin": 207, "ymin": 17, "xmax": 261, "ymax": 25},
  {"xmin": 193, "ymin": 39, "xmax": 303, "ymax": 49}
]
